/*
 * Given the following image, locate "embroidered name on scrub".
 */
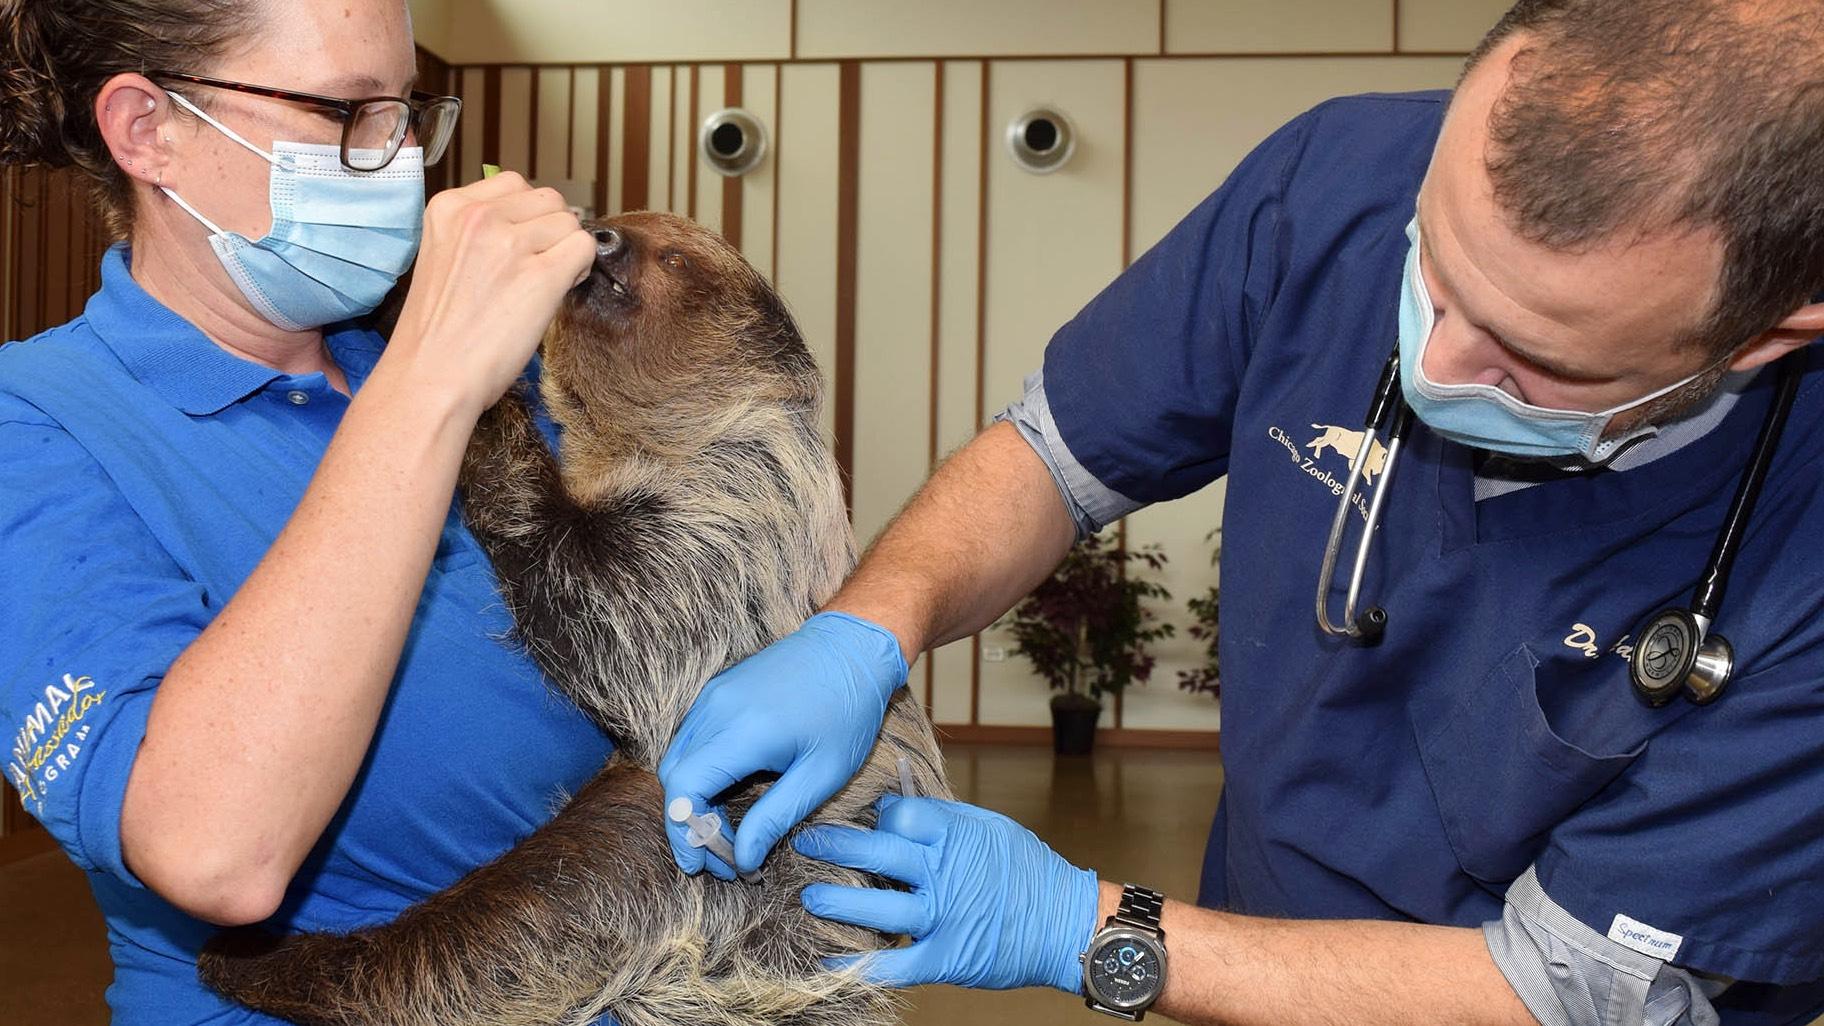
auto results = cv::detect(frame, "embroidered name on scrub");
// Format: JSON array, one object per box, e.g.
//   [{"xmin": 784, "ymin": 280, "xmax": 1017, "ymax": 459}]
[
  {"xmin": 1609, "ymin": 913, "xmax": 1685, "ymax": 960},
  {"xmin": 6, "ymin": 673, "xmax": 106, "ymax": 814}
]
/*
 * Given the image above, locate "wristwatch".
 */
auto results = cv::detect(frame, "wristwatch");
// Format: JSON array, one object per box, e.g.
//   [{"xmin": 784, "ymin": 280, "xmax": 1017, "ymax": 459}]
[{"xmin": 1081, "ymin": 884, "xmax": 1169, "ymax": 1020}]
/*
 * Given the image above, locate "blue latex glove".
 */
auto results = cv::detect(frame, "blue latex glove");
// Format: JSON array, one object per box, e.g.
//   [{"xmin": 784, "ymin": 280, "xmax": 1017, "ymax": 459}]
[
  {"xmin": 658, "ymin": 611, "xmax": 907, "ymax": 879},
  {"xmin": 793, "ymin": 795, "xmax": 1101, "ymax": 993}
]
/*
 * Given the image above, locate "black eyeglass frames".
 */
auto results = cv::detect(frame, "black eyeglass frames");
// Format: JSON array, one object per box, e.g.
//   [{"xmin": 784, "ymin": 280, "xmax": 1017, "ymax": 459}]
[{"xmin": 149, "ymin": 71, "xmax": 462, "ymax": 172}]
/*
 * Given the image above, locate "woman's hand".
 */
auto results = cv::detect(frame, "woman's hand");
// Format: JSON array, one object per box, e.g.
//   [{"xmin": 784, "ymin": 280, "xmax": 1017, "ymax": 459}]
[
  {"xmin": 385, "ymin": 171, "xmax": 596, "ymax": 418},
  {"xmin": 794, "ymin": 795, "xmax": 1101, "ymax": 993}
]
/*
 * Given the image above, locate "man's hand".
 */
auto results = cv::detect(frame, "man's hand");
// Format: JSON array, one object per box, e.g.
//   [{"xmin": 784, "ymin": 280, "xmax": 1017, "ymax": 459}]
[
  {"xmin": 794, "ymin": 795, "xmax": 1101, "ymax": 992},
  {"xmin": 657, "ymin": 611, "xmax": 908, "ymax": 878}
]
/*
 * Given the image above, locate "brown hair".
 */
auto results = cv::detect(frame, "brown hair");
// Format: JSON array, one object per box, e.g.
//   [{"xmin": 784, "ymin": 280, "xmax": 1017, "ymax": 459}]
[
  {"xmin": 1, "ymin": 0, "xmax": 253, "ymax": 237},
  {"xmin": 1465, "ymin": 0, "xmax": 1824, "ymax": 356}
]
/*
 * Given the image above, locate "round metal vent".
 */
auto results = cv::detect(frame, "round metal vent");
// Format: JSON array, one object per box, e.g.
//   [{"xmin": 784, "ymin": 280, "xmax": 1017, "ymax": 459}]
[
  {"xmin": 1006, "ymin": 107, "xmax": 1077, "ymax": 174},
  {"xmin": 700, "ymin": 108, "xmax": 769, "ymax": 178}
]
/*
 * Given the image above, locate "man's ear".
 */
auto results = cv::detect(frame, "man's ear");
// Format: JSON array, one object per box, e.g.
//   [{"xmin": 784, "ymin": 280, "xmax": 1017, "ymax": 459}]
[
  {"xmin": 94, "ymin": 73, "xmax": 174, "ymax": 189},
  {"xmin": 1728, "ymin": 300, "xmax": 1824, "ymax": 373}
]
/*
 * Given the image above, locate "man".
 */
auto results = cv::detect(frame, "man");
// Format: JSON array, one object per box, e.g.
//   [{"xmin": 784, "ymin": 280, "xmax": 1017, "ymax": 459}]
[{"xmin": 659, "ymin": 1, "xmax": 1824, "ymax": 1023}]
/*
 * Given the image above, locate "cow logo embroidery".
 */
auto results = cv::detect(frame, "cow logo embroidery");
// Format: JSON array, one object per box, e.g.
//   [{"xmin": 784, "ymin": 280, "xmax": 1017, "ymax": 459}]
[
  {"xmin": 1266, "ymin": 423, "xmax": 1380, "ymax": 522},
  {"xmin": 1306, "ymin": 425, "xmax": 1390, "ymax": 485}
]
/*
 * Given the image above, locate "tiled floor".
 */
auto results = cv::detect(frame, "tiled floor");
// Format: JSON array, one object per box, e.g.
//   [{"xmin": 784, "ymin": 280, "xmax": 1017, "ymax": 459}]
[{"xmin": 0, "ymin": 743, "xmax": 1223, "ymax": 1026}]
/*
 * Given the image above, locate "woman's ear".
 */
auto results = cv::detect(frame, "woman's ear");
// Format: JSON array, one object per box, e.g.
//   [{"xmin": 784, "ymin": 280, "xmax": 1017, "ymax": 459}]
[
  {"xmin": 94, "ymin": 73, "xmax": 173, "ymax": 188},
  {"xmin": 1728, "ymin": 300, "xmax": 1824, "ymax": 373}
]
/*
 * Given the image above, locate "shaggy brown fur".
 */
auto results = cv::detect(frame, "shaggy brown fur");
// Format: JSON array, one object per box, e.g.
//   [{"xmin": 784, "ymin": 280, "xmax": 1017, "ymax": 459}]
[{"xmin": 195, "ymin": 212, "xmax": 952, "ymax": 1026}]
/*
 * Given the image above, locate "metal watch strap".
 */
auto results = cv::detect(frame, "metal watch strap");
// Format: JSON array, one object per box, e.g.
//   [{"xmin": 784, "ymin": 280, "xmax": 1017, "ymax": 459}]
[{"xmin": 1113, "ymin": 884, "xmax": 1165, "ymax": 933}]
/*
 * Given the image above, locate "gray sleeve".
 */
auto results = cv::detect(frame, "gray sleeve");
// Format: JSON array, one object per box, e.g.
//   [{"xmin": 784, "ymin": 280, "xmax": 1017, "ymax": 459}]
[
  {"xmin": 990, "ymin": 370, "xmax": 1147, "ymax": 540},
  {"xmin": 1484, "ymin": 867, "xmax": 1731, "ymax": 1026}
]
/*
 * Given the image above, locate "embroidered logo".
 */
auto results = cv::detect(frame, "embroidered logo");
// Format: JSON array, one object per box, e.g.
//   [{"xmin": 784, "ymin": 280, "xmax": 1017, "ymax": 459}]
[
  {"xmin": 6, "ymin": 673, "xmax": 108, "ymax": 817},
  {"xmin": 1609, "ymin": 913, "xmax": 1684, "ymax": 960},
  {"xmin": 1305, "ymin": 424, "xmax": 1391, "ymax": 485},
  {"xmin": 1266, "ymin": 423, "xmax": 1389, "ymax": 522}
]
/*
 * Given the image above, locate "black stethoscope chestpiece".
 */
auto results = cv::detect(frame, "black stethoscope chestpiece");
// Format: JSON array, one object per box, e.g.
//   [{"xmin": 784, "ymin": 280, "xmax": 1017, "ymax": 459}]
[{"xmin": 1629, "ymin": 608, "xmax": 1736, "ymax": 707}]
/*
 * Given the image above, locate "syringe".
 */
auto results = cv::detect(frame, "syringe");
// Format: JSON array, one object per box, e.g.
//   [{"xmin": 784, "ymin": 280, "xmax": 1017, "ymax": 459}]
[
  {"xmin": 897, "ymin": 755, "xmax": 919, "ymax": 799},
  {"xmin": 667, "ymin": 797, "xmax": 762, "ymax": 884}
]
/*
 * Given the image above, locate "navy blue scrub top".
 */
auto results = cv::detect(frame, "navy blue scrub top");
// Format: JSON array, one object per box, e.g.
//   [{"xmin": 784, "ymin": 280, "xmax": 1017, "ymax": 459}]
[
  {"xmin": 1043, "ymin": 92, "xmax": 1824, "ymax": 1023},
  {"xmin": 0, "ymin": 246, "xmax": 615, "ymax": 1024}
]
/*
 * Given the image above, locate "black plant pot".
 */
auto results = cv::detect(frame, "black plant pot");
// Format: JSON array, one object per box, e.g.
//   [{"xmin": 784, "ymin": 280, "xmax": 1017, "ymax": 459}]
[{"xmin": 1050, "ymin": 693, "xmax": 1103, "ymax": 757}]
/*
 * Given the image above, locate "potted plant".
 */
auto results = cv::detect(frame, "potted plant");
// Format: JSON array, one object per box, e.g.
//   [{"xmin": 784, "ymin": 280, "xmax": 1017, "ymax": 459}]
[
  {"xmin": 1001, "ymin": 534, "xmax": 1173, "ymax": 756},
  {"xmin": 1178, "ymin": 531, "xmax": 1221, "ymax": 701}
]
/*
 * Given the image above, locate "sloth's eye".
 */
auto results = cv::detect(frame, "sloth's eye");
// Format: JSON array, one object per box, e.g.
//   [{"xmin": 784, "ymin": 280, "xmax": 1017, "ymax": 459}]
[{"xmin": 662, "ymin": 251, "xmax": 689, "ymax": 272}]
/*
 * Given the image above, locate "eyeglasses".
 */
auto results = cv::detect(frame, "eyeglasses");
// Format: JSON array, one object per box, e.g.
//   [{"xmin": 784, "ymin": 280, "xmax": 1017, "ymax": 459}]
[{"xmin": 149, "ymin": 71, "xmax": 462, "ymax": 172}]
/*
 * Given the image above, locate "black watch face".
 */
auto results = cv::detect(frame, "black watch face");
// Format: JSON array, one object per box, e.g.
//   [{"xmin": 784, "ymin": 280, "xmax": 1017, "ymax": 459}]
[{"xmin": 1088, "ymin": 932, "xmax": 1164, "ymax": 1008}]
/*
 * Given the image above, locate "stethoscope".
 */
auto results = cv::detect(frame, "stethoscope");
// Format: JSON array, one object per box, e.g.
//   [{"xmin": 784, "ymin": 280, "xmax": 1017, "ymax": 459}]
[{"xmin": 1315, "ymin": 344, "xmax": 1807, "ymax": 708}]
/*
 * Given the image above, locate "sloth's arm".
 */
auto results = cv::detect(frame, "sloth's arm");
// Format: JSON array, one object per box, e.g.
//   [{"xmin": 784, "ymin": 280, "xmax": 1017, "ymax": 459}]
[
  {"xmin": 457, "ymin": 388, "xmax": 573, "ymax": 542},
  {"xmin": 457, "ymin": 391, "xmax": 725, "ymax": 762},
  {"xmin": 197, "ymin": 759, "xmax": 683, "ymax": 1026}
]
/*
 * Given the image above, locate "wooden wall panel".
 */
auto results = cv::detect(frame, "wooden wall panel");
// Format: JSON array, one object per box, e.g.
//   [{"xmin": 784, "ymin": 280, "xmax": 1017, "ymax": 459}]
[
  {"xmin": 643, "ymin": 67, "xmax": 673, "ymax": 212},
  {"xmin": 850, "ymin": 62, "xmax": 938, "ymax": 550},
  {"xmin": 1129, "ymin": 56, "xmax": 1465, "ymax": 253},
  {"xmin": 977, "ymin": 59, "xmax": 1127, "ymax": 728},
  {"xmin": 798, "ymin": 0, "xmax": 1161, "ymax": 59},
  {"xmin": 436, "ymin": 0, "xmax": 793, "ymax": 65},
  {"xmin": 1165, "ymin": 0, "xmax": 1393, "ymax": 54},
  {"xmin": 927, "ymin": 60, "xmax": 987, "ymax": 726},
  {"xmin": 738, "ymin": 65, "xmax": 780, "ymax": 279},
  {"xmin": 672, "ymin": 65, "xmax": 691, "ymax": 217},
  {"xmin": 571, "ymin": 67, "xmax": 601, "ymax": 198},
  {"xmin": 534, "ymin": 68, "xmax": 571, "ymax": 183},
  {"xmin": 692, "ymin": 65, "xmax": 726, "ymax": 233},
  {"xmin": 605, "ymin": 68, "xmax": 626, "ymax": 214},
  {"xmin": 498, "ymin": 67, "xmax": 535, "ymax": 177},
  {"xmin": 774, "ymin": 64, "xmax": 845, "ymax": 447},
  {"xmin": 1400, "ymin": 0, "xmax": 1512, "ymax": 53},
  {"xmin": 457, "ymin": 67, "xmax": 489, "ymax": 184}
]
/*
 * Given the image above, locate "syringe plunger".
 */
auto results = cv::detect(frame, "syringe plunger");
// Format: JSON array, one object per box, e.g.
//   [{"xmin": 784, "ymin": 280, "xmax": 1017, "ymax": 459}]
[{"xmin": 667, "ymin": 797, "xmax": 760, "ymax": 883}]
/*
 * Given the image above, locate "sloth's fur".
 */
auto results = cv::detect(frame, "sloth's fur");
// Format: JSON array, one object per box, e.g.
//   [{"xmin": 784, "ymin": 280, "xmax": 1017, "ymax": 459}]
[{"xmin": 195, "ymin": 212, "xmax": 953, "ymax": 1026}]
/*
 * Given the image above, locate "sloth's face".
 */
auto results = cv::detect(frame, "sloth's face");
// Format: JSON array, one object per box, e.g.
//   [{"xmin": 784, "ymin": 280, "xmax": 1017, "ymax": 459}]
[{"xmin": 542, "ymin": 211, "xmax": 816, "ymax": 415}]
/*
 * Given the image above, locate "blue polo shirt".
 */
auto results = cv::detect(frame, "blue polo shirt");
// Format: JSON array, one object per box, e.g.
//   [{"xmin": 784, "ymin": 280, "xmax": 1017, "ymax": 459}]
[
  {"xmin": 0, "ymin": 245, "xmax": 615, "ymax": 1024},
  {"xmin": 1040, "ymin": 92, "xmax": 1824, "ymax": 1023}
]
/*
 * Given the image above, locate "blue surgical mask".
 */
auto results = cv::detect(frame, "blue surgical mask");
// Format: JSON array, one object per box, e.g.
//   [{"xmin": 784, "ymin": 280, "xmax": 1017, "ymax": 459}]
[
  {"xmin": 1397, "ymin": 216, "xmax": 1705, "ymax": 463},
  {"xmin": 160, "ymin": 91, "xmax": 424, "ymax": 331}
]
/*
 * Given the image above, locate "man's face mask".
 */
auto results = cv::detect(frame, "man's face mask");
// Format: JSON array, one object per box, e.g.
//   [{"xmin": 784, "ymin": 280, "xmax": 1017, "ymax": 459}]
[
  {"xmin": 161, "ymin": 91, "xmax": 425, "ymax": 332},
  {"xmin": 1396, "ymin": 215, "xmax": 1710, "ymax": 463}
]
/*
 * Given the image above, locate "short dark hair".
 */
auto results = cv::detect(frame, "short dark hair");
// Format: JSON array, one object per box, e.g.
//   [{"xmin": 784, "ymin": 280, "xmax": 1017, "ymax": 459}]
[
  {"xmin": 1, "ymin": 0, "xmax": 255, "ymax": 237},
  {"xmin": 1465, "ymin": 0, "xmax": 1824, "ymax": 356}
]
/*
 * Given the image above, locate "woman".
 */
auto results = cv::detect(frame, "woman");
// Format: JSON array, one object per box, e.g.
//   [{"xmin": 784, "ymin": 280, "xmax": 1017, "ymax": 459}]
[{"xmin": 0, "ymin": 0, "xmax": 602, "ymax": 1021}]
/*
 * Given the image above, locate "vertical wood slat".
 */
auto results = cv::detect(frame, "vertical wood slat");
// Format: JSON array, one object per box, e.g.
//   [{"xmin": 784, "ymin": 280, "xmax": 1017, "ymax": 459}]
[
  {"xmin": 482, "ymin": 67, "xmax": 503, "ymax": 167},
  {"xmin": 2, "ymin": 166, "xmax": 12, "ymax": 342},
  {"xmin": 44, "ymin": 172, "xmax": 69, "ymax": 328},
  {"xmin": 834, "ymin": 61, "xmax": 862, "ymax": 516},
  {"xmin": 770, "ymin": 64, "xmax": 783, "ymax": 281},
  {"xmin": 596, "ymin": 65, "xmax": 614, "ymax": 217},
  {"xmin": 970, "ymin": 60, "xmax": 991, "ymax": 726},
  {"xmin": 527, "ymin": 66, "xmax": 541, "ymax": 179},
  {"xmin": 20, "ymin": 168, "xmax": 42, "ymax": 339},
  {"xmin": 666, "ymin": 68, "xmax": 678, "ymax": 213},
  {"xmin": 687, "ymin": 65, "xmax": 701, "ymax": 220},
  {"xmin": 925, "ymin": 61, "xmax": 946, "ymax": 717},
  {"xmin": 622, "ymin": 66, "xmax": 652, "ymax": 211},
  {"xmin": 722, "ymin": 63, "xmax": 745, "ymax": 250}
]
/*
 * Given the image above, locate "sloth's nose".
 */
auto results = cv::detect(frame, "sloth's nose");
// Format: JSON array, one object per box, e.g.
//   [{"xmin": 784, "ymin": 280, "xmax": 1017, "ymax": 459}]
[{"xmin": 593, "ymin": 227, "xmax": 626, "ymax": 261}]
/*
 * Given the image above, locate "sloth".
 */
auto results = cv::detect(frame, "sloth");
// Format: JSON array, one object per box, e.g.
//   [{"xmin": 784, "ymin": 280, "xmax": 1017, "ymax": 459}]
[{"xmin": 195, "ymin": 211, "xmax": 952, "ymax": 1026}]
